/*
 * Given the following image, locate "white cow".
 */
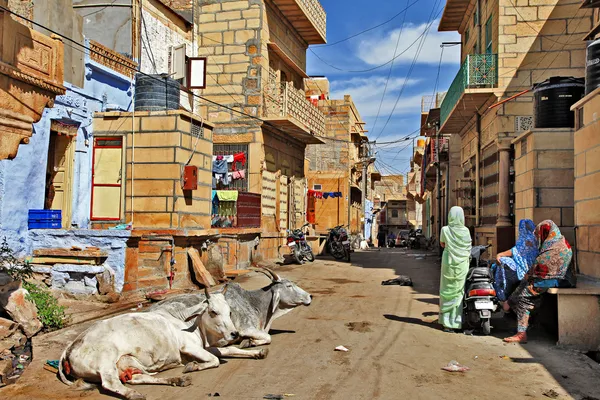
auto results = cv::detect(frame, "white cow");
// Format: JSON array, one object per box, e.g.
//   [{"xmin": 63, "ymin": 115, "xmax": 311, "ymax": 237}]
[{"xmin": 58, "ymin": 289, "xmax": 237, "ymax": 400}]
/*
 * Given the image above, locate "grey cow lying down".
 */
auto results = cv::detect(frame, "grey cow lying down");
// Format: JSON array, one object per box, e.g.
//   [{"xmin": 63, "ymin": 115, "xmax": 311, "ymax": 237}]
[
  {"xmin": 153, "ymin": 267, "xmax": 312, "ymax": 349},
  {"xmin": 58, "ymin": 289, "xmax": 237, "ymax": 400}
]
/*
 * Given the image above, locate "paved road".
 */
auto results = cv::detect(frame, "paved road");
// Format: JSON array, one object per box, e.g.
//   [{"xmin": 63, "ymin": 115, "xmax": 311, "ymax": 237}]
[{"xmin": 3, "ymin": 248, "xmax": 600, "ymax": 400}]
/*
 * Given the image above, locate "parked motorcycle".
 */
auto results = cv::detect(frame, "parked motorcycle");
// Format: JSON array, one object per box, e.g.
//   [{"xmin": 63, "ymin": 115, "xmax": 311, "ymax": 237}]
[
  {"xmin": 408, "ymin": 229, "xmax": 424, "ymax": 249},
  {"xmin": 463, "ymin": 244, "xmax": 497, "ymax": 335},
  {"xmin": 286, "ymin": 223, "xmax": 314, "ymax": 264},
  {"xmin": 327, "ymin": 225, "xmax": 351, "ymax": 262}
]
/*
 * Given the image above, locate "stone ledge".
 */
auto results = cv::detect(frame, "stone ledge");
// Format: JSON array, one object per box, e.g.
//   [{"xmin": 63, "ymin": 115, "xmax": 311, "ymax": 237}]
[{"xmin": 51, "ymin": 264, "xmax": 106, "ymax": 274}]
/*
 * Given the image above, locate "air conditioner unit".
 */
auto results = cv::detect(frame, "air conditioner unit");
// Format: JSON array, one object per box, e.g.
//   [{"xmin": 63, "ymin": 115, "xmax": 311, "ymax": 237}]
[{"xmin": 170, "ymin": 44, "xmax": 187, "ymax": 81}]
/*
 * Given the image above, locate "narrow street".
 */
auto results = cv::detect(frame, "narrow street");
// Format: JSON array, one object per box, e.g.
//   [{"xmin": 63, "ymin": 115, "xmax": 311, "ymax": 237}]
[{"xmin": 3, "ymin": 249, "xmax": 600, "ymax": 400}]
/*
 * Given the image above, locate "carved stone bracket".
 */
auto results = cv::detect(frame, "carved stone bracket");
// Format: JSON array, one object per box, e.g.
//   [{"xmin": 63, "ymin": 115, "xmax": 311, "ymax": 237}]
[{"xmin": 0, "ymin": 8, "xmax": 66, "ymax": 159}]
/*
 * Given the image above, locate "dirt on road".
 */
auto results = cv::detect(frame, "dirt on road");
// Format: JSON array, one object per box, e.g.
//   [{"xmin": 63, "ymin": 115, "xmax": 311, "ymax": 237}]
[{"xmin": 2, "ymin": 249, "xmax": 599, "ymax": 400}]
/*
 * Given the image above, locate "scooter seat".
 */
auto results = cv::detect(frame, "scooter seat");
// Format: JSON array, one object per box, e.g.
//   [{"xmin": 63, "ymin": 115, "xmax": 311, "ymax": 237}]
[{"xmin": 468, "ymin": 267, "xmax": 492, "ymax": 280}]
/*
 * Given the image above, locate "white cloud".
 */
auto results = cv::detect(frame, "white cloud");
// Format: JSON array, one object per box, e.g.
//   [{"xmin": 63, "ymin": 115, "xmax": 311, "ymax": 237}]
[
  {"xmin": 357, "ymin": 19, "xmax": 461, "ymax": 66},
  {"xmin": 329, "ymin": 76, "xmax": 426, "ymax": 118}
]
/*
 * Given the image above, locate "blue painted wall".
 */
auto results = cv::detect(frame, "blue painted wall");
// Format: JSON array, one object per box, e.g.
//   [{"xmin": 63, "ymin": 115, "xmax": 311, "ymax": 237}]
[{"xmin": 0, "ymin": 39, "xmax": 133, "ymax": 258}]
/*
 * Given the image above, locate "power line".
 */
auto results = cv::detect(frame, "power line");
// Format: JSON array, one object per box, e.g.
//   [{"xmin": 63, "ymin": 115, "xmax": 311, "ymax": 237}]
[
  {"xmin": 374, "ymin": 1, "xmax": 443, "ymax": 139},
  {"xmin": 313, "ymin": 0, "xmax": 424, "ymax": 48},
  {"xmin": 0, "ymin": 4, "xmax": 367, "ymax": 150},
  {"xmin": 308, "ymin": 7, "xmax": 444, "ymax": 73},
  {"xmin": 367, "ymin": 0, "xmax": 410, "ymax": 136}
]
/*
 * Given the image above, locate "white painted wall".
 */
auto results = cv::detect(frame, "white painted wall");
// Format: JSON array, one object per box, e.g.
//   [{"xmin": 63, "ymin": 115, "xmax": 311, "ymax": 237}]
[{"xmin": 139, "ymin": 7, "xmax": 200, "ymax": 114}]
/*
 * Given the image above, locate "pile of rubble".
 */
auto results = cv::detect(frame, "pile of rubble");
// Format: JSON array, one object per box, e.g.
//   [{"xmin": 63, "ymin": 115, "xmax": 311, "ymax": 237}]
[
  {"xmin": 0, "ymin": 246, "xmax": 119, "ymax": 386},
  {"xmin": 0, "ymin": 272, "xmax": 41, "ymax": 387}
]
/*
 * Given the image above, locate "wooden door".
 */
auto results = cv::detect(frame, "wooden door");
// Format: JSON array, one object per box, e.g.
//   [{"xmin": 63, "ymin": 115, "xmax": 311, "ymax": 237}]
[
  {"xmin": 45, "ymin": 132, "xmax": 75, "ymax": 228},
  {"xmin": 91, "ymin": 137, "xmax": 123, "ymax": 220}
]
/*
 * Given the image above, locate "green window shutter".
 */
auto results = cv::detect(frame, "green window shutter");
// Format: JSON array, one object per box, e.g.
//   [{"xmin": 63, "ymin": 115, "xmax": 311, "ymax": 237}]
[{"xmin": 485, "ymin": 15, "xmax": 493, "ymax": 54}]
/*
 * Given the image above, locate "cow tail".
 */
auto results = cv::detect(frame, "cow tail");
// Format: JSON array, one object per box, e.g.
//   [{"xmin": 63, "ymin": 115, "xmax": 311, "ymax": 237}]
[
  {"xmin": 58, "ymin": 347, "xmax": 96, "ymax": 391},
  {"xmin": 58, "ymin": 348, "xmax": 74, "ymax": 386}
]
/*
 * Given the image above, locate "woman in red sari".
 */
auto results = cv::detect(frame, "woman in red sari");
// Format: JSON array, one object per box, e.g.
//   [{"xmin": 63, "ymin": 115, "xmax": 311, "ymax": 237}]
[{"xmin": 503, "ymin": 220, "xmax": 573, "ymax": 343}]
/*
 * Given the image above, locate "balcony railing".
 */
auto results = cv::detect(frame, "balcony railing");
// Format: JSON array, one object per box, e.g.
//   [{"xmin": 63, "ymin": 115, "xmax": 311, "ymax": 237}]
[
  {"xmin": 421, "ymin": 92, "xmax": 447, "ymax": 113},
  {"xmin": 264, "ymin": 81, "xmax": 326, "ymax": 137},
  {"xmin": 298, "ymin": 0, "xmax": 326, "ymax": 39},
  {"xmin": 271, "ymin": 0, "xmax": 326, "ymax": 44},
  {"xmin": 440, "ymin": 54, "xmax": 498, "ymax": 126}
]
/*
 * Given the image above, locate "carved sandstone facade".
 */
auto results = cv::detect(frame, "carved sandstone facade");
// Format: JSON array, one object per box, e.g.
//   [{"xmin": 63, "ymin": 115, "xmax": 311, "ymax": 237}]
[{"xmin": 0, "ymin": 0, "xmax": 65, "ymax": 160}]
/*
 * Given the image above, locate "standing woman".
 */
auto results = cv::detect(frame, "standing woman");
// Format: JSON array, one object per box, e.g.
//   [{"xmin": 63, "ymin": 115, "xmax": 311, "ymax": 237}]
[{"xmin": 439, "ymin": 206, "xmax": 473, "ymax": 332}]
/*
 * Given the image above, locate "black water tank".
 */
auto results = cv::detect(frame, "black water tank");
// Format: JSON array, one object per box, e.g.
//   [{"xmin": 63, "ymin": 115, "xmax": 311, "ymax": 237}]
[
  {"xmin": 134, "ymin": 73, "xmax": 180, "ymax": 112},
  {"xmin": 586, "ymin": 39, "xmax": 600, "ymax": 95},
  {"xmin": 533, "ymin": 76, "xmax": 585, "ymax": 129}
]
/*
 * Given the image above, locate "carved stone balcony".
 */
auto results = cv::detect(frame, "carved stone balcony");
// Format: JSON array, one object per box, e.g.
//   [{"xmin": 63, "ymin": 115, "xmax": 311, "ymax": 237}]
[
  {"xmin": 271, "ymin": 0, "xmax": 326, "ymax": 44},
  {"xmin": 0, "ymin": 5, "xmax": 66, "ymax": 159},
  {"xmin": 263, "ymin": 81, "xmax": 325, "ymax": 144}
]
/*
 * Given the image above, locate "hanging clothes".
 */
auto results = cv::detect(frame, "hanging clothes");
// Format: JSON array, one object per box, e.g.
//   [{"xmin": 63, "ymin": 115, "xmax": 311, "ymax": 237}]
[
  {"xmin": 216, "ymin": 190, "xmax": 239, "ymax": 202},
  {"xmin": 213, "ymin": 159, "xmax": 230, "ymax": 186},
  {"xmin": 212, "ymin": 155, "xmax": 234, "ymax": 162},
  {"xmin": 232, "ymin": 152, "xmax": 247, "ymax": 171},
  {"xmin": 231, "ymin": 169, "xmax": 246, "ymax": 180}
]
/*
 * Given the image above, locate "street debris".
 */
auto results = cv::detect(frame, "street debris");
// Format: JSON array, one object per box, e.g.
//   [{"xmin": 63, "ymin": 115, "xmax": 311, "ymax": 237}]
[
  {"xmin": 44, "ymin": 360, "xmax": 59, "ymax": 374},
  {"xmin": 346, "ymin": 321, "xmax": 371, "ymax": 332},
  {"xmin": 542, "ymin": 389, "xmax": 560, "ymax": 398},
  {"xmin": 381, "ymin": 275, "xmax": 413, "ymax": 286},
  {"xmin": 207, "ymin": 393, "xmax": 220, "ymax": 397},
  {"xmin": 264, "ymin": 395, "xmax": 284, "ymax": 400},
  {"xmin": 441, "ymin": 360, "xmax": 470, "ymax": 372},
  {"xmin": 500, "ymin": 355, "xmax": 511, "ymax": 360},
  {"xmin": 335, "ymin": 345, "xmax": 349, "ymax": 352}
]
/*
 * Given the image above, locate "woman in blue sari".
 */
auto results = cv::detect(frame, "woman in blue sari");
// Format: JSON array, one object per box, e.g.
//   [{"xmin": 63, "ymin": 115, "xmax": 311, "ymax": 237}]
[{"xmin": 492, "ymin": 219, "xmax": 538, "ymax": 302}]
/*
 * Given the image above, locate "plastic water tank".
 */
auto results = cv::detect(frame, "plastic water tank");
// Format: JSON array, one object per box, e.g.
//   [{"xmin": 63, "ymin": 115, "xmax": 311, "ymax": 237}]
[
  {"xmin": 134, "ymin": 73, "xmax": 180, "ymax": 112},
  {"xmin": 586, "ymin": 39, "xmax": 600, "ymax": 95},
  {"xmin": 533, "ymin": 76, "xmax": 585, "ymax": 129}
]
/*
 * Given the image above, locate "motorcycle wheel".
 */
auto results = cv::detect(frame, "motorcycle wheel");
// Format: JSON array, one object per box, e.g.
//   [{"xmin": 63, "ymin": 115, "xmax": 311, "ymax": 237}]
[
  {"xmin": 330, "ymin": 242, "xmax": 345, "ymax": 260},
  {"xmin": 482, "ymin": 319, "xmax": 491, "ymax": 335},
  {"xmin": 293, "ymin": 247, "xmax": 303, "ymax": 265},
  {"xmin": 305, "ymin": 247, "xmax": 315, "ymax": 262}
]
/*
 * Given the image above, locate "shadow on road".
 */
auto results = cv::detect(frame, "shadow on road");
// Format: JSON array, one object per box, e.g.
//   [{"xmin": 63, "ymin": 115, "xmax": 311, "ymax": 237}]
[
  {"xmin": 334, "ymin": 248, "xmax": 600, "ymax": 400},
  {"xmin": 383, "ymin": 314, "xmax": 441, "ymax": 331}
]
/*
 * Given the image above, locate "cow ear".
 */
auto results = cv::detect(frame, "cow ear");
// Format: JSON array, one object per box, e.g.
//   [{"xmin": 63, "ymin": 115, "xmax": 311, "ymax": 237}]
[{"xmin": 270, "ymin": 288, "xmax": 280, "ymax": 316}]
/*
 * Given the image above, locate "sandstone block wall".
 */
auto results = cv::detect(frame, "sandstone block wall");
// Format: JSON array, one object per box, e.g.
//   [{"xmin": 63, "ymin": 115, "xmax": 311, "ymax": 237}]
[
  {"xmin": 513, "ymin": 128, "xmax": 574, "ymax": 240},
  {"xmin": 573, "ymin": 88, "xmax": 600, "ymax": 279},
  {"xmin": 93, "ymin": 110, "xmax": 213, "ymax": 230}
]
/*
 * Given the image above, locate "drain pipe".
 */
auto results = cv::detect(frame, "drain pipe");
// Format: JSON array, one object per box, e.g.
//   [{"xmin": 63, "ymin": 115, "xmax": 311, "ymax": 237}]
[{"xmin": 475, "ymin": 112, "xmax": 481, "ymax": 227}]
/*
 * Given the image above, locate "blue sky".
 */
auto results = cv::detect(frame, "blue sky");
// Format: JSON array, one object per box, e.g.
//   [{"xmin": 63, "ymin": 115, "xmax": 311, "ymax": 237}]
[{"xmin": 307, "ymin": 0, "xmax": 460, "ymax": 176}]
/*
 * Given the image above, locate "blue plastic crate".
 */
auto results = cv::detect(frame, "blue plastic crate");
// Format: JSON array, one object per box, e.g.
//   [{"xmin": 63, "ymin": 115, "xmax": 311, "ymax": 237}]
[
  {"xmin": 28, "ymin": 209, "xmax": 62, "ymax": 221},
  {"xmin": 28, "ymin": 220, "xmax": 62, "ymax": 229}
]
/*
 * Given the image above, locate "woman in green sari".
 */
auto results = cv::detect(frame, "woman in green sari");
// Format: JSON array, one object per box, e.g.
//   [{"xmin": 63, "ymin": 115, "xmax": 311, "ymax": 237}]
[{"xmin": 439, "ymin": 206, "xmax": 472, "ymax": 332}]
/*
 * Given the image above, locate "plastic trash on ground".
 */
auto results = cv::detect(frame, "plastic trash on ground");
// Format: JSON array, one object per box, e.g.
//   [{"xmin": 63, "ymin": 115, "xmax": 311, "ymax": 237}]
[
  {"xmin": 441, "ymin": 360, "xmax": 470, "ymax": 372},
  {"xmin": 335, "ymin": 345, "xmax": 349, "ymax": 352}
]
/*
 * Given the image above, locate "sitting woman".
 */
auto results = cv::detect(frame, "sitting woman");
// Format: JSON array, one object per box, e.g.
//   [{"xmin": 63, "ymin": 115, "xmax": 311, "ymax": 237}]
[
  {"xmin": 503, "ymin": 220, "xmax": 573, "ymax": 343},
  {"xmin": 492, "ymin": 219, "xmax": 538, "ymax": 302},
  {"xmin": 439, "ymin": 206, "xmax": 472, "ymax": 332}
]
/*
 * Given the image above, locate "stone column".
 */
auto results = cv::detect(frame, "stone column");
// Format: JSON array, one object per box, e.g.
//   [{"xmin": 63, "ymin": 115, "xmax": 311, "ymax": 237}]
[{"xmin": 497, "ymin": 140, "xmax": 512, "ymax": 227}]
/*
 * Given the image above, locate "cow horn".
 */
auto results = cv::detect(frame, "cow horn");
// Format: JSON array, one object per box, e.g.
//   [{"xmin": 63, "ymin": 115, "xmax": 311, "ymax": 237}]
[
  {"xmin": 221, "ymin": 283, "xmax": 229, "ymax": 295},
  {"xmin": 263, "ymin": 267, "xmax": 281, "ymax": 282},
  {"xmin": 252, "ymin": 268, "xmax": 273, "ymax": 281},
  {"xmin": 204, "ymin": 286, "xmax": 211, "ymax": 300}
]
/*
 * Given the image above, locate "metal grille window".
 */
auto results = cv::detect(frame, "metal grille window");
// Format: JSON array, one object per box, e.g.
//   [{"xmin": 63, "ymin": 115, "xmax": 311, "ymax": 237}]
[
  {"xmin": 213, "ymin": 144, "xmax": 249, "ymax": 191},
  {"xmin": 191, "ymin": 120, "xmax": 204, "ymax": 138}
]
